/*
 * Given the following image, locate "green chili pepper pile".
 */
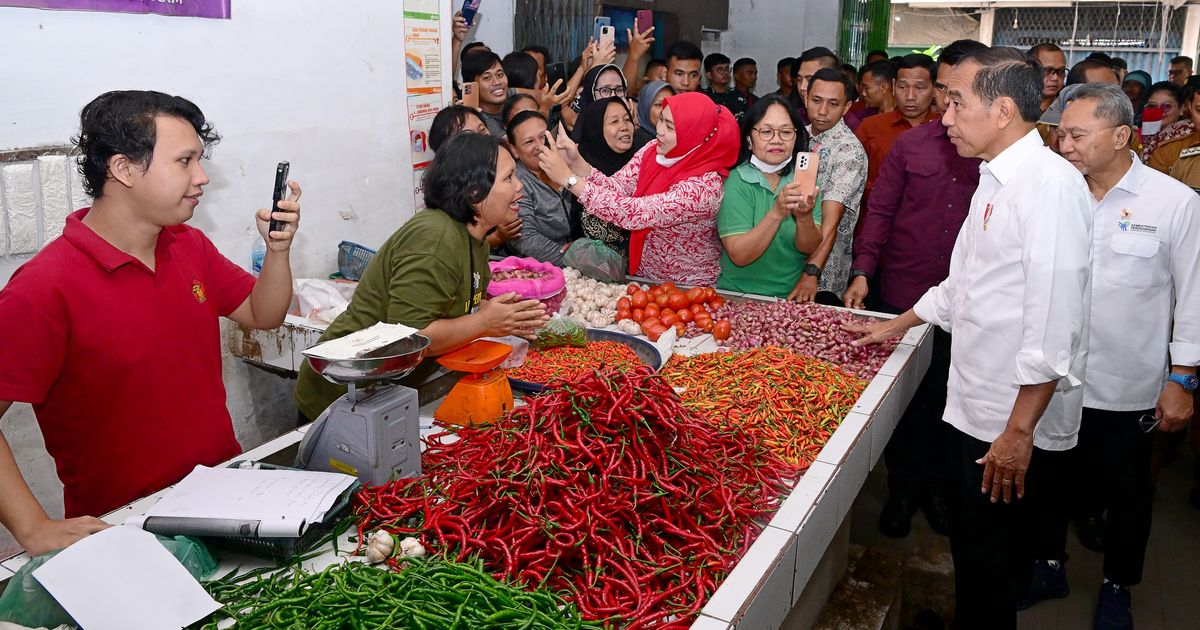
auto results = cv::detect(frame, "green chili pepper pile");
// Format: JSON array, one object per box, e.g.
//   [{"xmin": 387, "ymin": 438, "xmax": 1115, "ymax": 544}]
[
  {"xmin": 194, "ymin": 557, "xmax": 598, "ymax": 629},
  {"xmin": 354, "ymin": 366, "xmax": 796, "ymax": 628},
  {"xmin": 662, "ymin": 347, "xmax": 867, "ymax": 470}
]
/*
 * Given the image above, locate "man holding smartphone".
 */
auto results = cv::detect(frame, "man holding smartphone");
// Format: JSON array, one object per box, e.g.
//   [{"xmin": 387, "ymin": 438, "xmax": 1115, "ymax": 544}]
[{"xmin": 0, "ymin": 90, "xmax": 302, "ymax": 556}]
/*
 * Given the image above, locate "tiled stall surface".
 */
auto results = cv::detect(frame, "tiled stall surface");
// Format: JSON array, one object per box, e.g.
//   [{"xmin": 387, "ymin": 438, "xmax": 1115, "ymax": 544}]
[{"xmin": 690, "ymin": 323, "xmax": 931, "ymax": 629}]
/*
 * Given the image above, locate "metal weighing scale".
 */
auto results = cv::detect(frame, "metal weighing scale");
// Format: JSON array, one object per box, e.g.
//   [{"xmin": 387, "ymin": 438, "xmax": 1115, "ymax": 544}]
[{"xmin": 296, "ymin": 334, "xmax": 431, "ymax": 485}]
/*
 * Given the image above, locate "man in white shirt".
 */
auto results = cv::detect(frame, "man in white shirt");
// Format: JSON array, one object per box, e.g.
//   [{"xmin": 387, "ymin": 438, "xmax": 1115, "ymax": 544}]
[
  {"xmin": 849, "ymin": 47, "xmax": 1093, "ymax": 629},
  {"xmin": 1019, "ymin": 84, "xmax": 1200, "ymax": 630}
]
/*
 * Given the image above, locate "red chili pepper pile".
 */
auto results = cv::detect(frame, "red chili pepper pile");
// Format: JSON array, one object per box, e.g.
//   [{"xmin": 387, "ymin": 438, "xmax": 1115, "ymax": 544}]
[
  {"xmin": 354, "ymin": 367, "xmax": 795, "ymax": 628},
  {"xmin": 661, "ymin": 348, "xmax": 867, "ymax": 470},
  {"xmin": 508, "ymin": 341, "xmax": 642, "ymax": 383}
]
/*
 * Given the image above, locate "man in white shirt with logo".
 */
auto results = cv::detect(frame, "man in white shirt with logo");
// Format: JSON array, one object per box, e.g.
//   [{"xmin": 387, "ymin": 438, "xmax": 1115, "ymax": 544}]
[
  {"xmin": 849, "ymin": 47, "xmax": 1093, "ymax": 629},
  {"xmin": 1018, "ymin": 84, "xmax": 1200, "ymax": 630}
]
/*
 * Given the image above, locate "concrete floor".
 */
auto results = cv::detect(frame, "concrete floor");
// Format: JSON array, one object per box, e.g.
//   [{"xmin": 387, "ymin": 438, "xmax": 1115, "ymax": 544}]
[{"xmin": 847, "ymin": 443, "xmax": 1200, "ymax": 629}]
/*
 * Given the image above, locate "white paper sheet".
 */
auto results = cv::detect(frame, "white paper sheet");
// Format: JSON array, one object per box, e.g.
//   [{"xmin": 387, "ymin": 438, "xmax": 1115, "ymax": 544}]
[
  {"xmin": 302, "ymin": 321, "xmax": 418, "ymax": 360},
  {"xmin": 129, "ymin": 465, "xmax": 355, "ymax": 535},
  {"xmin": 32, "ymin": 526, "xmax": 219, "ymax": 630}
]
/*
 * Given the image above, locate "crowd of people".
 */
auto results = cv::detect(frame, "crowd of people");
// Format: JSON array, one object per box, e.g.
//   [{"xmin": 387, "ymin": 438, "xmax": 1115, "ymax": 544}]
[
  {"xmin": 426, "ymin": 15, "xmax": 1200, "ymax": 630},
  {"xmin": 1, "ymin": 10, "xmax": 1198, "ymax": 630}
]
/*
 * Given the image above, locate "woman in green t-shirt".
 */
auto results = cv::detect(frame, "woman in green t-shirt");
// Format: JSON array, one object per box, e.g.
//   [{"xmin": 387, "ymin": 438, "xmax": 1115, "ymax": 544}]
[
  {"xmin": 294, "ymin": 133, "xmax": 547, "ymax": 421},
  {"xmin": 716, "ymin": 94, "xmax": 823, "ymax": 298}
]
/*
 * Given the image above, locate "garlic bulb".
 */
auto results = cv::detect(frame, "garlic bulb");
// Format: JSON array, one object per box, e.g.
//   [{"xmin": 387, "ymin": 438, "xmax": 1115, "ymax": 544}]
[
  {"xmin": 399, "ymin": 537, "xmax": 427, "ymax": 558},
  {"xmin": 365, "ymin": 530, "xmax": 395, "ymax": 564}
]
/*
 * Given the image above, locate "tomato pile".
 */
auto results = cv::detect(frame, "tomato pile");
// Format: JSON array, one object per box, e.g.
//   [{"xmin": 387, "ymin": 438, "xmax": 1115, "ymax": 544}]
[{"xmin": 615, "ymin": 282, "xmax": 732, "ymax": 342}]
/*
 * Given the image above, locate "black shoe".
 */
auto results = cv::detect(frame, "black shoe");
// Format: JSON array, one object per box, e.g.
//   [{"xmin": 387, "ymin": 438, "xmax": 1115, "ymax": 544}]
[
  {"xmin": 1077, "ymin": 514, "xmax": 1107, "ymax": 553},
  {"xmin": 1094, "ymin": 582, "xmax": 1133, "ymax": 630},
  {"xmin": 1016, "ymin": 559, "xmax": 1070, "ymax": 611},
  {"xmin": 879, "ymin": 493, "xmax": 919, "ymax": 538},
  {"xmin": 922, "ymin": 490, "xmax": 951, "ymax": 536}
]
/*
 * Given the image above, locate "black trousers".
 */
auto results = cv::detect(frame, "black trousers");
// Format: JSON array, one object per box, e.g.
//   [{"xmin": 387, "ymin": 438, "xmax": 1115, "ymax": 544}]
[
  {"xmin": 945, "ymin": 426, "xmax": 1072, "ymax": 630},
  {"xmin": 876, "ymin": 300, "xmax": 952, "ymax": 501},
  {"xmin": 1071, "ymin": 407, "xmax": 1156, "ymax": 586},
  {"xmin": 885, "ymin": 324, "xmax": 952, "ymax": 500}
]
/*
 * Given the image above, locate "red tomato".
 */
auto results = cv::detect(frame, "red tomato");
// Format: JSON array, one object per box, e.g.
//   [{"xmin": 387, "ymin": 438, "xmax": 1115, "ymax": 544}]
[
  {"xmin": 703, "ymin": 287, "xmax": 717, "ymax": 300},
  {"xmin": 632, "ymin": 308, "xmax": 645, "ymax": 323},
  {"xmin": 685, "ymin": 287, "xmax": 705, "ymax": 305},
  {"xmin": 667, "ymin": 292, "xmax": 690, "ymax": 311},
  {"xmin": 644, "ymin": 303, "xmax": 661, "ymax": 319},
  {"xmin": 616, "ymin": 308, "xmax": 631, "ymax": 321},
  {"xmin": 673, "ymin": 322, "xmax": 687, "ymax": 336},
  {"xmin": 660, "ymin": 282, "xmax": 677, "ymax": 293},
  {"xmin": 648, "ymin": 285, "xmax": 662, "ymax": 297},
  {"xmin": 631, "ymin": 291, "xmax": 648, "ymax": 309},
  {"xmin": 698, "ymin": 318, "xmax": 715, "ymax": 333},
  {"xmin": 708, "ymin": 296, "xmax": 726, "ymax": 309},
  {"xmin": 677, "ymin": 308, "xmax": 693, "ymax": 323},
  {"xmin": 713, "ymin": 320, "xmax": 732, "ymax": 341},
  {"xmin": 690, "ymin": 304, "xmax": 706, "ymax": 315},
  {"xmin": 660, "ymin": 312, "xmax": 679, "ymax": 326},
  {"xmin": 627, "ymin": 284, "xmax": 640, "ymax": 295},
  {"xmin": 654, "ymin": 293, "xmax": 670, "ymax": 308},
  {"xmin": 616, "ymin": 297, "xmax": 632, "ymax": 311},
  {"xmin": 641, "ymin": 316, "xmax": 661, "ymax": 333}
]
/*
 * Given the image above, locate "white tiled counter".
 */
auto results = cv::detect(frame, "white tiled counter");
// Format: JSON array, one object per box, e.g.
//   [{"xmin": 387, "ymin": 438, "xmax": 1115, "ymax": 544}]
[{"xmin": 689, "ymin": 311, "xmax": 932, "ymax": 629}]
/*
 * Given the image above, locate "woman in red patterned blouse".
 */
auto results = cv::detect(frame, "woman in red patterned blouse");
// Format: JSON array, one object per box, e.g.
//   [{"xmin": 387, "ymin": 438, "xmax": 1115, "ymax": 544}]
[{"xmin": 537, "ymin": 92, "xmax": 740, "ymax": 285}]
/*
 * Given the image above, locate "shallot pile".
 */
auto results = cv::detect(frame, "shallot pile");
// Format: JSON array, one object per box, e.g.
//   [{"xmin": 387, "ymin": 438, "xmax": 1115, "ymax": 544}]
[{"xmin": 711, "ymin": 300, "xmax": 898, "ymax": 379}]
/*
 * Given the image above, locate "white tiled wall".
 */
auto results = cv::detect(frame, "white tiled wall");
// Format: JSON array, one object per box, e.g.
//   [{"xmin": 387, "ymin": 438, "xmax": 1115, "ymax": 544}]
[{"xmin": 0, "ymin": 153, "xmax": 87, "ymax": 259}]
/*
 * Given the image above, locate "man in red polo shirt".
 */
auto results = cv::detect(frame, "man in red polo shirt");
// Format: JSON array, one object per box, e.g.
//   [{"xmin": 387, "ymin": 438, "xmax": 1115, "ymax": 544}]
[
  {"xmin": 854, "ymin": 53, "xmax": 939, "ymax": 232},
  {"xmin": 0, "ymin": 90, "xmax": 302, "ymax": 556}
]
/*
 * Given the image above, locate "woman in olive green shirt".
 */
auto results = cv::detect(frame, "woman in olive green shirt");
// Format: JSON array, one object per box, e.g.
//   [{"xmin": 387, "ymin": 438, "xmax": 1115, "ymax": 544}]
[
  {"xmin": 716, "ymin": 95, "xmax": 822, "ymax": 297},
  {"xmin": 295, "ymin": 133, "xmax": 547, "ymax": 421}
]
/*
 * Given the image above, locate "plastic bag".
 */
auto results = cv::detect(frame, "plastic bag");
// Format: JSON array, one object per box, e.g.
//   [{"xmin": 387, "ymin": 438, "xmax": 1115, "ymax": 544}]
[
  {"xmin": 0, "ymin": 535, "xmax": 217, "ymax": 629},
  {"xmin": 480, "ymin": 336, "xmax": 530, "ymax": 369},
  {"xmin": 487, "ymin": 257, "xmax": 567, "ymax": 315},
  {"xmin": 533, "ymin": 317, "xmax": 588, "ymax": 350},
  {"xmin": 562, "ymin": 239, "xmax": 626, "ymax": 283}
]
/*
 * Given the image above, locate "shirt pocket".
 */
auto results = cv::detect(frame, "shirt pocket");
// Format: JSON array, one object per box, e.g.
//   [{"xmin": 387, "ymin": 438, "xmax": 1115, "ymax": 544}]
[{"xmin": 1107, "ymin": 232, "xmax": 1163, "ymax": 289}]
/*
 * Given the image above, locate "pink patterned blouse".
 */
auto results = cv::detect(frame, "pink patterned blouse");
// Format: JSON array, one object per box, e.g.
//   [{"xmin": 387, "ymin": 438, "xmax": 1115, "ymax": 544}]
[{"xmin": 578, "ymin": 143, "xmax": 725, "ymax": 286}]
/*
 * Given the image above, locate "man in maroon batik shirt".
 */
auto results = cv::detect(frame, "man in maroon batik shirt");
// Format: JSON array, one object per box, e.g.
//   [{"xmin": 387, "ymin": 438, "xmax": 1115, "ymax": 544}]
[{"xmin": 843, "ymin": 40, "xmax": 987, "ymax": 539}]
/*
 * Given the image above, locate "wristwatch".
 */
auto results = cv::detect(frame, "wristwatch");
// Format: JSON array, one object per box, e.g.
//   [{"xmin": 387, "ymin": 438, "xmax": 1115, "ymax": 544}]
[
  {"xmin": 566, "ymin": 175, "xmax": 579, "ymax": 189},
  {"xmin": 1168, "ymin": 373, "xmax": 1199, "ymax": 392},
  {"xmin": 849, "ymin": 269, "xmax": 869, "ymax": 280},
  {"xmin": 802, "ymin": 263, "xmax": 822, "ymax": 280}
]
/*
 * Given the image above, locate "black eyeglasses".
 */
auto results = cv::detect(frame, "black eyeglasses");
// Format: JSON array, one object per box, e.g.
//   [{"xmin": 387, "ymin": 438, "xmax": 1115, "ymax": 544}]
[
  {"xmin": 1042, "ymin": 67, "xmax": 1067, "ymax": 78},
  {"xmin": 595, "ymin": 86, "xmax": 627, "ymax": 98},
  {"xmin": 1137, "ymin": 414, "xmax": 1161, "ymax": 434}
]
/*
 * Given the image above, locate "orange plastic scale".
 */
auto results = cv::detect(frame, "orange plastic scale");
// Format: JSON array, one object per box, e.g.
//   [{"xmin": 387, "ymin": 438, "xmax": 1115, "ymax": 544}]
[{"xmin": 433, "ymin": 340, "xmax": 514, "ymax": 427}]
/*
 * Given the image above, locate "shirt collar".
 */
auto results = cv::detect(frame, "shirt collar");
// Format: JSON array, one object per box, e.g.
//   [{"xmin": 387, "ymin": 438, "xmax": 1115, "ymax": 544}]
[
  {"xmin": 810, "ymin": 118, "xmax": 849, "ymax": 142},
  {"xmin": 981, "ymin": 128, "xmax": 1044, "ymax": 186},
  {"xmin": 1110, "ymin": 152, "xmax": 1146, "ymax": 196},
  {"xmin": 736, "ymin": 161, "xmax": 794, "ymax": 189},
  {"xmin": 63, "ymin": 208, "xmax": 176, "ymax": 273}
]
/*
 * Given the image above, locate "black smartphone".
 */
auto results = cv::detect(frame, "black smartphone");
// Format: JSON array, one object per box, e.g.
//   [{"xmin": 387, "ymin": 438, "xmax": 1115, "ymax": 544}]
[
  {"xmin": 461, "ymin": 0, "xmax": 481, "ymax": 26},
  {"xmin": 270, "ymin": 161, "xmax": 290, "ymax": 235},
  {"xmin": 546, "ymin": 62, "xmax": 567, "ymax": 89}
]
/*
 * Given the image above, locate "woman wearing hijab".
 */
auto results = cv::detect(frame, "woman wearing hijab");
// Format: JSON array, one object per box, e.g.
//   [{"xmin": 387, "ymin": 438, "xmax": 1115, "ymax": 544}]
[
  {"xmin": 562, "ymin": 64, "xmax": 628, "ymax": 133},
  {"xmin": 538, "ymin": 91, "xmax": 740, "ymax": 285},
  {"xmin": 634, "ymin": 80, "xmax": 674, "ymax": 149},
  {"xmin": 574, "ymin": 97, "xmax": 639, "ymax": 255}
]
